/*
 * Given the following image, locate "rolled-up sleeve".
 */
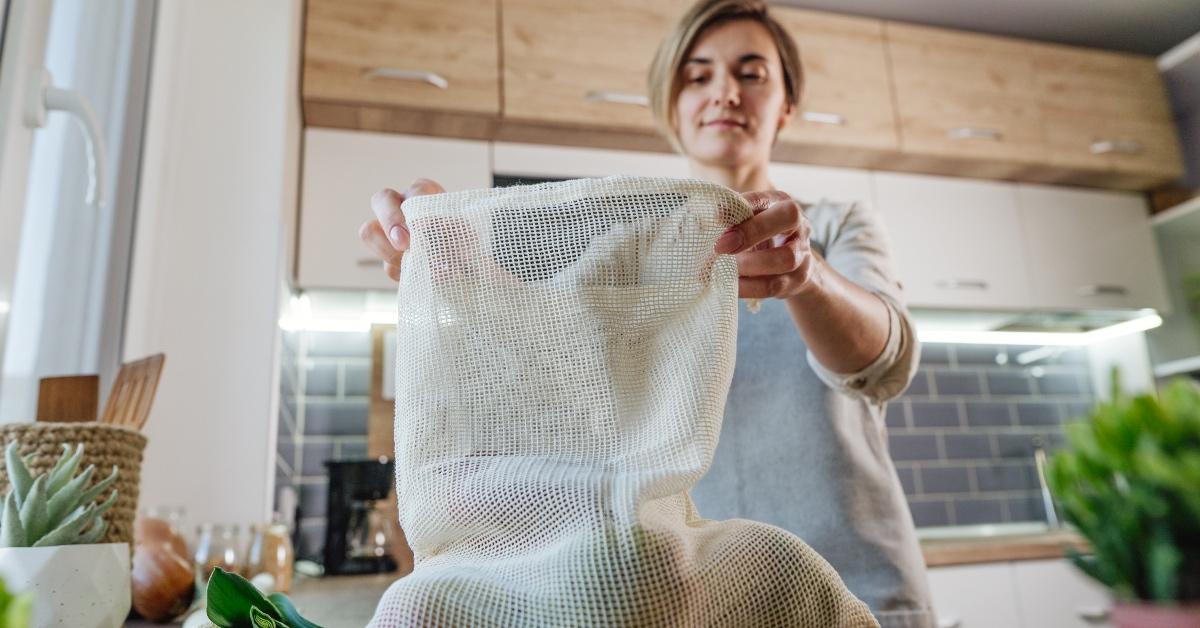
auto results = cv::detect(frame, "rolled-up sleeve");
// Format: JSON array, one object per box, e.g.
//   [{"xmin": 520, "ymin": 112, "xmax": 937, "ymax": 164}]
[{"xmin": 802, "ymin": 200, "xmax": 921, "ymax": 404}]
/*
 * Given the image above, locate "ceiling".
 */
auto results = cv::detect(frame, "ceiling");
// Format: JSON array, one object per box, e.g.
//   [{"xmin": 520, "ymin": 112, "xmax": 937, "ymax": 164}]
[{"xmin": 775, "ymin": 0, "xmax": 1200, "ymax": 56}]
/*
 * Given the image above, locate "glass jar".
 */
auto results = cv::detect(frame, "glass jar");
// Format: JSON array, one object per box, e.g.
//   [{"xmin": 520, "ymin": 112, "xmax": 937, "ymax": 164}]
[
  {"xmin": 193, "ymin": 523, "xmax": 243, "ymax": 587},
  {"xmin": 245, "ymin": 516, "xmax": 295, "ymax": 593}
]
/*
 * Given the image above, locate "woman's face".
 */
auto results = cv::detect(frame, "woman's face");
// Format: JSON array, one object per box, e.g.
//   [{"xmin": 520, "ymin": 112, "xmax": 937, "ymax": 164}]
[{"xmin": 673, "ymin": 19, "xmax": 794, "ymax": 169}]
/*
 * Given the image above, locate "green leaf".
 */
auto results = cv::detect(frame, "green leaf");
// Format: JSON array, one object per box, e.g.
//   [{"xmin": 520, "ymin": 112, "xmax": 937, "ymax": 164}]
[
  {"xmin": 76, "ymin": 516, "xmax": 108, "ymax": 545},
  {"xmin": 250, "ymin": 606, "xmax": 284, "ymax": 628},
  {"xmin": 268, "ymin": 592, "xmax": 325, "ymax": 628},
  {"xmin": 46, "ymin": 444, "xmax": 84, "ymax": 496},
  {"xmin": 75, "ymin": 466, "xmax": 119, "ymax": 509},
  {"xmin": 17, "ymin": 476, "xmax": 48, "ymax": 544},
  {"xmin": 45, "ymin": 464, "xmax": 94, "ymax": 525},
  {"xmin": 32, "ymin": 503, "xmax": 95, "ymax": 547},
  {"xmin": 3, "ymin": 443, "xmax": 32, "ymax": 507},
  {"xmin": 1, "ymin": 493, "xmax": 26, "ymax": 548},
  {"xmin": 206, "ymin": 568, "xmax": 288, "ymax": 628},
  {"xmin": 4, "ymin": 590, "xmax": 32, "ymax": 628}
]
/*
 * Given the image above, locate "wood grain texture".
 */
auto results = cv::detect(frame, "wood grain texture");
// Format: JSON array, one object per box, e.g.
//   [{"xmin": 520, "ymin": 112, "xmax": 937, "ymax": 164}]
[
  {"xmin": 368, "ymin": 323, "xmax": 414, "ymax": 576},
  {"xmin": 303, "ymin": 0, "xmax": 500, "ymax": 115},
  {"xmin": 501, "ymin": 0, "xmax": 688, "ymax": 130},
  {"xmin": 774, "ymin": 8, "xmax": 899, "ymax": 152},
  {"xmin": 36, "ymin": 375, "xmax": 100, "ymax": 422},
  {"xmin": 99, "ymin": 354, "xmax": 165, "ymax": 430},
  {"xmin": 885, "ymin": 22, "xmax": 1045, "ymax": 165},
  {"xmin": 921, "ymin": 530, "xmax": 1090, "ymax": 568}
]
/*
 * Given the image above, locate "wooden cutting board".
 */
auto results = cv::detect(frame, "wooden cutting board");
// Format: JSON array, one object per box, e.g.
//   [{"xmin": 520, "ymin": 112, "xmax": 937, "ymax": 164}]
[{"xmin": 369, "ymin": 324, "xmax": 413, "ymax": 576}]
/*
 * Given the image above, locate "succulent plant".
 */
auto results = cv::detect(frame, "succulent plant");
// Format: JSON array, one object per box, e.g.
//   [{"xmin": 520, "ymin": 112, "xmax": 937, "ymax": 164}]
[{"xmin": 1, "ymin": 442, "xmax": 119, "ymax": 548}]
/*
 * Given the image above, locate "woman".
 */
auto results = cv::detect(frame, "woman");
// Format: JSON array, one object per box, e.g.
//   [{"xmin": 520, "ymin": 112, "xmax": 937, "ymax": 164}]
[{"xmin": 359, "ymin": 1, "xmax": 932, "ymax": 625}]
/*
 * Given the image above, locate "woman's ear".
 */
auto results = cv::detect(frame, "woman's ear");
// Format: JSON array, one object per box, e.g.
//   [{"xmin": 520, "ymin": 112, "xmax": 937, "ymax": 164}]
[{"xmin": 776, "ymin": 100, "xmax": 796, "ymax": 133}]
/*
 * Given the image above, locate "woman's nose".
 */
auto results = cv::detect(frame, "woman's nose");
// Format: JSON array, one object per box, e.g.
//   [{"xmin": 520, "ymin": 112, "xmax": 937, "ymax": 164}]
[{"xmin": 710, "ymin": 75, "xmax": 740, "ymax": 108}]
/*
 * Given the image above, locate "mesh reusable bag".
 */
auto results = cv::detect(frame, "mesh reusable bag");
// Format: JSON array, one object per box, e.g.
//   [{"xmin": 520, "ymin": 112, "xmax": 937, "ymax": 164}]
[{"xmin": 372, "ymin": 176, "xmax": 878, "ymax": 628}]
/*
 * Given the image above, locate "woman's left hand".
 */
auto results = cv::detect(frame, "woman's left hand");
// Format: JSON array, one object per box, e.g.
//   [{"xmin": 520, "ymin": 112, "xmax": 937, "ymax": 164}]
[{"xmin": 714, "ymin": 190, "xmax": 817, "ymax": 299}]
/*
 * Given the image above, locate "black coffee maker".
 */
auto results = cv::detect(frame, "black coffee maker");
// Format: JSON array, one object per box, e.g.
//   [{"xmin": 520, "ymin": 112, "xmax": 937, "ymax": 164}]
[{"xmin": 324, "ymin": 458, "xmax": 397, "ymax": 575}]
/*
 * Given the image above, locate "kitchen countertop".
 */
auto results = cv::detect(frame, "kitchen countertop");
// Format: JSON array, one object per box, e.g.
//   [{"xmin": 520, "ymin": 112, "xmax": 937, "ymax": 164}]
[
  {"xmin": 920, "ymin": 528, "xmax": 1089, "ymax": 567},
  {"xmin": 127, "ymin": 573, "xmax": 398, "ymax": 628},
  {"xmin": 128, "ymin": 528, "xmax": 1089, "ymax": 625}
]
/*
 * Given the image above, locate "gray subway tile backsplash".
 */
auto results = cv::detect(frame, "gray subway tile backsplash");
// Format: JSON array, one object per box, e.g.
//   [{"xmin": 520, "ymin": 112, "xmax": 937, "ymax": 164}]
[
  {"xmin": 909, "ymin": 400, "xmax": 962, "ymax": 428},
  {"xmin": 953, "ymin": 497, "xmax": 1007, "ymax": 525},
  {"xmin": 278, "ymin": 330, "xmax": 1097, "ymax": 544},
  {"xmin": 919, "ymin": 465, "xmax": 972, "ymax": 494},
  {"xmin": 932, "ymin": 371, "xmax": 982, "ymax": 396},
  {"xmin": 892, "ymin": 343, "xmax": 1094, "ymax": 527}
]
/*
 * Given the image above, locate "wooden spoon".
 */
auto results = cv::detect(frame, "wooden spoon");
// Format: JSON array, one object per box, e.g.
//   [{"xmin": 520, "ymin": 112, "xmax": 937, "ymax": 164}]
[{"xmin": 100, "ymin": 354, "xmax": 165, "ymax": 430}]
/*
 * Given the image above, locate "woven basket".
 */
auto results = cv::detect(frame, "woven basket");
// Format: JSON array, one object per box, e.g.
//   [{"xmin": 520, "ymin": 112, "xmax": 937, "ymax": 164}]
[{"xmin": 0, "ymin": 422, "xmax": 147, "ymax": 545}]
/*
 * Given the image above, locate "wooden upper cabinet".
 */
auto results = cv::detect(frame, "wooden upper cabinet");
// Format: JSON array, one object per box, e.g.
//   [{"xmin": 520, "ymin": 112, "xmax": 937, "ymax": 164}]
[
  {"xmin": 501, "ymin": 0, "xmax": 688, "ymax": 131},
  {"xmin": 773, "ymin": 9, "xmax": 898, "ymax": 153},
  {"xmin": 303, "ymin": 0, "xmax": 500, "ymax": 116},
  {"xmin": 885, "ymin": 23, "xmax": 1044, "ymax": 165},
  {"xmin": 1030, "ymin": 43, "xmax": 1183, "ymax": 184}
]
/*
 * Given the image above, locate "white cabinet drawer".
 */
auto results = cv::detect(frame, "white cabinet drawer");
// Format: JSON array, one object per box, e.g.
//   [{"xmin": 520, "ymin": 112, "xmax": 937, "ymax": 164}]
[
  {"xmin": 298, "ymin": 129, "xmax": 491, "ymax": 290},
  {"xmin": 872, "ymin": 172, "xmax": 1032, "ymax": 310},
  {"xmin": 1016, "ymin": 184, "xmax": 1169, "ymax": 312},
  {"xmin": 927, "ymin": 563, "xmax": 1024, "ymax": 628},
  {"xmin": 1012, "ymin": 559, "xmax": 1113, "ymax": 628}
]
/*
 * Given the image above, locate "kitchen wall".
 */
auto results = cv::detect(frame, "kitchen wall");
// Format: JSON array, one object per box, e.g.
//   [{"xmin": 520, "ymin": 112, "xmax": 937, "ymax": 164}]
[{"xmin": 275, "ymin": 328, "xmax": 1100, "ymax": 561}]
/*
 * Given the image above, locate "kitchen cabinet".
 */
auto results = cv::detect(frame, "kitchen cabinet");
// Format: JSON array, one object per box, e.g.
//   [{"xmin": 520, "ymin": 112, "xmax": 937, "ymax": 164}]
[
  {"xmin": 1012, "ymin": 559, "xmax": 1113, "ymax": 628},
  {"xmin": 297, "ymin": 129, "xmax": 491, "ymax": 290},
  {"xmin": 872, "ymin": 172, "xmax": 1032, "ymax": 310},
  {"xmin": 1016, "ymin": 184, "xmax": 1170, "ymax": 312},
  {"xmin": 303, "ymin": 0, "xmax": 500, "ymax": 137},
  {"xmin": 926, "ymin": 563, "xmax": 1024, "ymax": 628},
  {"xmin": 885, "ymin": 23, "xmax": 1044, "ymax": 167},
  {"xmin": 300, "ymin": 1, "xmax": 1184, "ymax": 191},
  {"xmin": 1031, "ymin": 43, "xmax": 1183, "ymax": 187},
  {"xmin": 772, "ymin": 9, "xmax": 898, "ymax": 160},
  {"xmin": 769, "ymin": 162, "xmax": 874, "ymax": 208},
  {"xmin": 501, "ymin": 0, "xmax": 688, "ymax": 133},
  {"xmin": 927, "ymin": 559, "xmax": 1114, "ymax": 628},
  {"xmin": 1147, "ymin": 198, "xmax": 1200, "ymax": 376},
  {"xmin": 492, "ymin": 142, "xmax": 690, "ymax": 180}
]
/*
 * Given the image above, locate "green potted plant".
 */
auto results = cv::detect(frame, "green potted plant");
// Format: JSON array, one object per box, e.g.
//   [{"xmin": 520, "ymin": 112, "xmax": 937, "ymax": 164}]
[
  {"xmin": 0, "ymin": 442, "xmax": 128, "ymax": 628},
  {"xmin": 1046, "ymin": 375, "xmax": 1200, "ymax": 627}
]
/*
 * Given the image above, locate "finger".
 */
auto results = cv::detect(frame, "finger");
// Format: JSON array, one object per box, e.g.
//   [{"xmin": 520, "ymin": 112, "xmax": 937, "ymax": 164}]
[
  {"xmin": 384, "ymin": 261, "xmax": 401, "ymax": 282},
  {"xmin": 734, "ymin": 236, "xmax": 808, "ymax": 277},
  {"xmin": 371, "ymin": 188, "xmax": 409, "ymax": 250},
  {"xmin": 737, "ymin": 252, "xmax": 815, "ymax": 298},
  {"xmin": 360, "ymin": 218, "xmax": 406, "ymax": 263},
  {"xmin": 717, "ymin": 197, "xmax": 803, "ymax": 254},
  {"xmin": 403, "ymin": 177, "xmax": 446, "ymax": 199}
]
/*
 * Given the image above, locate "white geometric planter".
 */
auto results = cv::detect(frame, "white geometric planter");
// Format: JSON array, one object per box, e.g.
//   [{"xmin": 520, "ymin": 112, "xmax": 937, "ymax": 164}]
[{"xmin": 0, "ymin": 543, "xmax": 131, "ymax": 628}]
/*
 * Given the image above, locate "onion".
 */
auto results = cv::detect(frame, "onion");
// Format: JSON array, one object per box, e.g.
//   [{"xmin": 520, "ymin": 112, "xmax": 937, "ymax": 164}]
[
  {"xmin": 132, "ymin": 541, "xmax": 196, "ymax": 622},
  {"xmin": 134, "ymin": 516, "xmax": 190, "ymax": 559}
]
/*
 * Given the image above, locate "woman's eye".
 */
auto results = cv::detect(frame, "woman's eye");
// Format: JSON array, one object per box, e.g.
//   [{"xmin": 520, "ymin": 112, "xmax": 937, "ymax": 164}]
[
  {"xmin": 687, "ymin": 75, "xmax": 709, "ymax": 85},
  {"xmin": 740, "ymin": 73, "xmax": 766, "ymax": 81}
]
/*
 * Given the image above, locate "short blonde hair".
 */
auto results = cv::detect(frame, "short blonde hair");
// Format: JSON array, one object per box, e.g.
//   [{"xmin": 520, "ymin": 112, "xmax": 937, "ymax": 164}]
[{"xmin": 648, "ymin": 0, "xmax": 803, "ymax": 152}]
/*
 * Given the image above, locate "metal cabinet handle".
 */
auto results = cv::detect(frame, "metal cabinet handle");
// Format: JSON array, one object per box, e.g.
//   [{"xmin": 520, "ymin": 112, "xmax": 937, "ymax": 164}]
[
  {"xmin": 584, "ymin": 90, "xmax": 649, "ymax": 107},
  {"xmin": 936, "ymin": 279, "xmax": 989, "ymax": 290},
  {"xmin": 363, "ymin": 67, "xmax": 449, "ymax": 89},
  {"xmin": 1090, "ymin": 139, "xmax": 1142, "ymax": 155},
  {"xmin": 801, "ymin": 111, "xmax": 845, "ymax": 126},
  {"xmin": 1078, "ymin": 284, "xmax": 1128, "ymax": 297},
  {"xmin": 357, "ymin": 257, "xmax": 383, "ymax": 268},
  {"xmin": 1077, "ymin": 605, "xmax": 1111, "ymax": 623},
  {"xmin": 948, "ymin": 126, "xmax": 1002, "ymax": 141},
  {"xmin": 936, "ymin": 618, "xmax": 962, "ymax": 628}
]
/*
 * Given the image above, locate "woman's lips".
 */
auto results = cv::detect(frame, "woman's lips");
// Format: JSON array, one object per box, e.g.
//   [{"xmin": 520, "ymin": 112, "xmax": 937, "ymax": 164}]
[{"xmin": 704, "ymin": 119, "xmax": 745, "ymax": 129}]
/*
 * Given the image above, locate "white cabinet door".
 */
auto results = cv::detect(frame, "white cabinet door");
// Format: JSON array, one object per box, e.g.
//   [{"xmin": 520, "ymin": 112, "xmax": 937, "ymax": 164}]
[
  {"xmin": 927, "ymin": 563, "xmax": 1024, "ymax": 628},
  {"xmin": 770, "ymin": 161, "xmax": 874, "ymax": 207},
  {"xmin": 1016, "ymin": 184, "xmax": 1169, "ymax": 312},
  {"xmin": 492, "ymin": 142, "xmax": 690, "ymax": 179},
  {"xmin": 1012, "ymin": 559, "xmax": 1113, "ymax": 628},
  {"xmin": 298, "ymin": 129, "xmax": 491, "ymax": 290},
  {"xmin": 872, "ymin": 172, "xmax": 1032, "ymax": 309}
]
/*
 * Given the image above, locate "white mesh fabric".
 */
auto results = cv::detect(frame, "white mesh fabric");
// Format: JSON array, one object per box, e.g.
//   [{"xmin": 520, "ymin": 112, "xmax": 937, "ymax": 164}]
[{"xmin": 371, "ymin": 176, "xmax": 878, "ymax": 627}]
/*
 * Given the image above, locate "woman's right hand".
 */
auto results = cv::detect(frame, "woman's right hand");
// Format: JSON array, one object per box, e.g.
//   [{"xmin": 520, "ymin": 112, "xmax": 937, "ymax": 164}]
[{"xmin": 359, "ymin": 178, "xmax": 445, "ymax": 281}]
